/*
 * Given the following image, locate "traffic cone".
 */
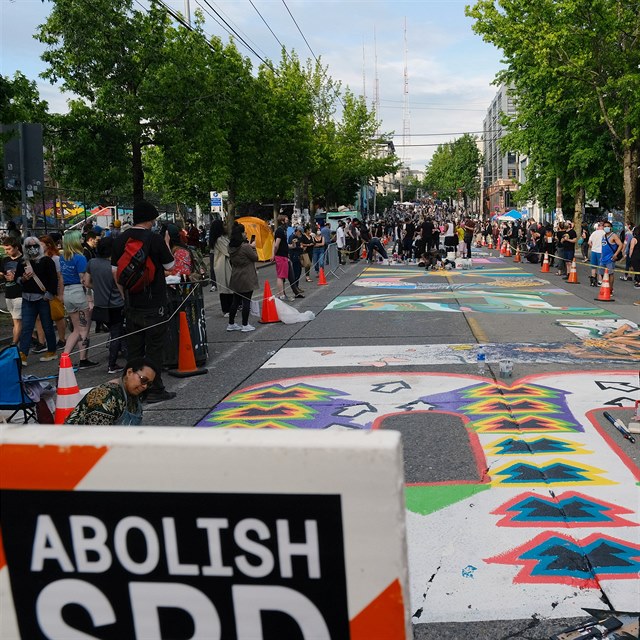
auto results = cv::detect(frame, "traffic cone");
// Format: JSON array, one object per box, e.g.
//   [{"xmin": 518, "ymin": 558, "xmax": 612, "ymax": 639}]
[
  {"xmin": 168, "ymin": 311, "xmax": 208, "ymax": 378},
  {"xmin": 360, "ymin": 244, "xmax": 367, "ymax": 259},
  {"xmin": 481, "ymin": 236, "xmax": 486, "ymax": 247},
  {"xmin": 514, "ymin": 247, "xmax": 521, "ymax": 263},
  {"xmin": 595, "ymin": 268, "xmax": 615, "ymax": 302},
  {"xmin": 505, "ymin": 243, "xmax": 512, "ymax": 257},
  {"xmin": 54, "ymin": 352, "xmax": 81, "ymax": 424},
  {"xmin": 541, "ymin": 252, "xmax": 550, "ymax": 273},
  {"xmin": 566, "ymin": 258, "xmax": 579, "ymax": 284},
  {"xmin": 318, "ymin": 267, "xmax": 328, "ymax": 285},
  {"xmin": 259, "ymin": 281, "xmax": 280, "ymax": 323},
  {"xmin": 488, "ymin": 238, "xmax": 493, "ymax": 249}
]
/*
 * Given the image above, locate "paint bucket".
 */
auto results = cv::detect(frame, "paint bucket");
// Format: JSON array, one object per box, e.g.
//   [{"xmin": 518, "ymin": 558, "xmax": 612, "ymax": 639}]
[{"xmin": 499, "ymin": 359, "xmax": 513, "ymax": 378}]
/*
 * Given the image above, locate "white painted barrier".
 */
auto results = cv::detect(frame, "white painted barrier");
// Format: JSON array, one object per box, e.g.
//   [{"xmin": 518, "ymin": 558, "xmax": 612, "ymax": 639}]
[{"xmin": 0, "ymin": 427, "xmax": 410, "ymax": 639}]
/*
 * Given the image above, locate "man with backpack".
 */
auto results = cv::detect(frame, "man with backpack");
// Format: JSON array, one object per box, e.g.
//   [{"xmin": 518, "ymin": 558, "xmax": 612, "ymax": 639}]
[{"xmin": 112, "ymin": 200, "xmax": 177, "ymax": 404}]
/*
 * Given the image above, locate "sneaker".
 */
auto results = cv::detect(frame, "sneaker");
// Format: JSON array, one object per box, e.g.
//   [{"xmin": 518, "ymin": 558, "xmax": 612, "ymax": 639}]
[
  {"xmin": 226, "ymin": 323, "xmax": 242, "ymax": 331},
  {"xmin": 144, "ymin": 390, "xmax": 176, "ymax": 404},
  {"xmin": 77, "ymin": 359, "xmax": 99, "ymax": 369},
  {"xmin": 108, "ymin": 365, "xmax": 124, "ymax": 374},
  {"xmin": 210, "ymin": 285, "xmax": 217, "ymax": 292},
  {"xmin": 294, "ymin": 293, "xmax": 305, "ymax": 298},
  {"xmin": 241, "ymin": 324, "xmax": 256, "ymax": 332},
  {"xmin": 634, "ymin": 282, "xmax": 640, "ymax": 289},
  {"xmin": 19, "ymin": 352, "xmax": 27, "ymax": 367},
  {"xmin": 223, "ymin": 312, "xmax": 229, "ymax": 318},
  {"xmin": 32, "ymin": 342, "xmax": 47, "ymax": 354},
  {"xmin": 633, "ymin": 300, "xmax": 640, "ymax": 306},
  {"xmin": 39, "ymin": 351, "xmax": 57, "ymax": 362},
  {"xmin": 56, "ymin": 340, "xmax": 66, "ymax": 350}
]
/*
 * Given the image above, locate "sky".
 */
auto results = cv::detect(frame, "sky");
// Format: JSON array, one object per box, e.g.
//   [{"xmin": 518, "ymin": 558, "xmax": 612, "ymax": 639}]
[{"xmin": 1, "ymin": 0, "xmax": 504, "ymax": 171}]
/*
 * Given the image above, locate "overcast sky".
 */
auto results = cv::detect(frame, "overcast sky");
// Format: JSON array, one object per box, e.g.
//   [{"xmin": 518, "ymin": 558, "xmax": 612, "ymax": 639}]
[{"xmin": 1, "ymin": 0, "xmax": 504, "ymax": 170}]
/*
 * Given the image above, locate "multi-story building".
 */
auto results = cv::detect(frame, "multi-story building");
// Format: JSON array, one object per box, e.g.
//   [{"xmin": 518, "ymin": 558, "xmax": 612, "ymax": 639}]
[{"xmin": 483, "ymin": 85, "xmax": 519, "ymax": 214}]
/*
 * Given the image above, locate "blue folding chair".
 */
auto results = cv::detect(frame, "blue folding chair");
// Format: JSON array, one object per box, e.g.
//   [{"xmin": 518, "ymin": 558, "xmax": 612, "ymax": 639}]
[{"xmin": 0, "ymin": 345, "xmax": 38, "ymax": 423}]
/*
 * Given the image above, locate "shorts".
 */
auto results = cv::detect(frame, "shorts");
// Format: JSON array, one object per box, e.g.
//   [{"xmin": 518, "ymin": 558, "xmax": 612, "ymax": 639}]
[
  {"xmin": 600, "ymin": 261, "xmax": 615, "ymax": 275},
  {"xmin": 590, "ymin": 252, "xmax": 601, "ymax": 267},
  {"xmin": 274, "ymin": 255, "xmax": 289, "ymax": 279},
  {"xmin": 5, "ymin": 297, "xmax": 22, "ymax": 320},
  {"xmin": 63, "ymin": 283, "xmax": 89, "ymax": 313}
]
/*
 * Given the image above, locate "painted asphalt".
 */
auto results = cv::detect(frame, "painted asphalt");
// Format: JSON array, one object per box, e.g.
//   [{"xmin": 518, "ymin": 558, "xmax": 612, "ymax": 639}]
[{"xmin": 23, "ymin": 247, "xmax": 640, "ymax": 638}]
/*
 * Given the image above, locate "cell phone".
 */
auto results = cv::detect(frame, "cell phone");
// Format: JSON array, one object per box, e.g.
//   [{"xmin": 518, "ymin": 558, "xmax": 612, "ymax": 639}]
[{"xmin": 250, "ymin": 235, "xmax": 256, "ymax": 243}]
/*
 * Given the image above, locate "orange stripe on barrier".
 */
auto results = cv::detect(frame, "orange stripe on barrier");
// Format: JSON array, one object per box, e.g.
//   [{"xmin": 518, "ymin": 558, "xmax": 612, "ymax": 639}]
[
  {"xmin": 350, "ymin": 579, "xmax": 406, "ymax": 639},
  {"xmin": 0, "ymin": 443, "xmax": 108, "ymax": 491}
]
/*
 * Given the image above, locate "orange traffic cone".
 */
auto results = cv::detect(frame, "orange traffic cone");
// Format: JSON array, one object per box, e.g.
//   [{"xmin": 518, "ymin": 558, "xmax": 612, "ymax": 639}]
[
  {"xmin": 318, "ymin": 267, "xmax": 328, "ymax": 285},
  {"xmin": 514, "ymin": 247, "xmax": 521, "ymax": 263},
  {"xmin": 361, "ymin": 244, "xmax": 367, "ymax": 259},
  {"xmin": 500, "ymin": 241, "xmax": 505, "ymax": 255},
  {"xmin": 488, "ymin": 238, "xmax": 493, "ymax": 249},
  {"xmin": 54, "ymin": 352, "xmax": 81, "ymax": 424},
  {"xmin": 259, "ymin": 281, "xmax": 280, "ymax": 323},
  {"xmin": 566, "ymin": 258, "xmax": 579, "ymax": 284},
  {"xmin": 505, "ymin": 243, "xmax": 512, "ymax": 257},
  {"xmin": 541, "ymin": 252, "xmax": 550, "ymax": 273},
  {"xmin": 168, "ymin": 311, "xmax": 208, "ymax": 378},
  {"xmin": 595, "ymin": 268, "xmax": 615, "ymax": 302}
]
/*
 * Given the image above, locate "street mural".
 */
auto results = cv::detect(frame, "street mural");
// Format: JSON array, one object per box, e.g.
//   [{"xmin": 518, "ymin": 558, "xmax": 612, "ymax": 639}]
[
  {"xmin": 262, "ymin": 332, "xmax": 640, "ymax": 368},
  {"xmin": 198, "ymin": 370, "xmax": 640, "ymax": 622},
  {"xmin": 325, "ymin": 290, "xmax": 617, "ymax": 316}
]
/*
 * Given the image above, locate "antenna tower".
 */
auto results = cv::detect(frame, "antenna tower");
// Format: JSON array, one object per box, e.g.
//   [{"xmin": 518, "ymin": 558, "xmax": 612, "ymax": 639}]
[{"xmin": 402, "ymin": 17, "xmax": 410, "ymax": 164}]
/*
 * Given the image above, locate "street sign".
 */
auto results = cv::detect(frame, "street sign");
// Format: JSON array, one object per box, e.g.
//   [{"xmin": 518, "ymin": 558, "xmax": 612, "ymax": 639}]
[{"xmin": 210, "ymin": 190, "xmax": 223, "ymax": 213}]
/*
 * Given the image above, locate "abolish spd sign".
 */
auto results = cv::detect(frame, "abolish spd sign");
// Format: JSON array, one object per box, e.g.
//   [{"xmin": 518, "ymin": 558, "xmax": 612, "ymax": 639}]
[{"xmin": 2, "ymin": 491, "xmax": 347, "ymax": 639}]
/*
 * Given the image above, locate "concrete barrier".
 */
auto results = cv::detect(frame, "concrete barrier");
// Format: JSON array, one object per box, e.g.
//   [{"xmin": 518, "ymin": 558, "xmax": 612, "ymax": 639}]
[{"xmin": 0, "ymin": 427, "xmax": 410, "ymax": 639}]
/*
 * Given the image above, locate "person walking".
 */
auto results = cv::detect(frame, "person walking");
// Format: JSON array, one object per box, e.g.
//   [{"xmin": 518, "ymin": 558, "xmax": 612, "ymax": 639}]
[
  {"xmin": 112, "ymin": 200, "xmax": 176, "ymax": 404},
  {"xmin": 60, "ymin": 231, "xmax": 98, "ymax": 369},
  {"xmin": 39, "ymin": 235, "xmax": 67, "ymax": 348},
  {"xmin": 227, "ymin": 224, "xmax": 259, "ymax": 333},
  {"xmin": 14, "ymin": 237, "xmax": 58, "ymax": 366},
  {"xmin": 311, "ymin": 227, "xmax": 326, "ymax": 277},
  {"xmin": 271, "ymin": 214, "xmax": 290, "ymax": 299}
]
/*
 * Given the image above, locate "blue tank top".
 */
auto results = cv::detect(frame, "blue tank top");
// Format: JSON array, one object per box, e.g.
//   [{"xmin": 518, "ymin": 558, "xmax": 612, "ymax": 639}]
[{"xmin": 600, "ymin": 233, "xmax": 617, "ymax": 263}]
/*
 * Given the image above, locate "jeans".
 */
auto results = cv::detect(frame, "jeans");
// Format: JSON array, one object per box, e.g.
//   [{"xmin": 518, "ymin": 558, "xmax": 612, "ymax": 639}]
[
  {"xmin": 290, "ymin": 257, "xmax": 302, "ymax": 290},
  {"xmin": 367, "ymin": 238, "xmax": 388, "ymax": 261},
  {"xmin": 105, "ymin": 306, "xmax": 126, "ymax": 369},
  {"xmin": 126, "ymin": 306, "xmax": 168, "ymax": 394},
  {"xmin": 312, "ymin": 247, "xmax": 326, "ymax": 273},
  {"xmin": 20, "ymin": 297, "xmax": 56, "ymax": 355}
]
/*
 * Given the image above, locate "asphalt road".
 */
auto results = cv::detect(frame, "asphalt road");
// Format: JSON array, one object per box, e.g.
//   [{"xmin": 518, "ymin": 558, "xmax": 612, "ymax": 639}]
[{"xmin": 17, "ymin": 246, "xmax": 640, "ymax": 639}]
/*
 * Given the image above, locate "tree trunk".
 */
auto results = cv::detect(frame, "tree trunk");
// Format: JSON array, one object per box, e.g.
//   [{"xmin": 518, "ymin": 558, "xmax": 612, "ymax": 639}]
[
  {"xmin": 623, "ymin": 143, "xmax": 639, "ymax": 227},
  {"xmin": 131, "ymin": 136, "xmax": 144, "ymax": 202},
  {"xmin": 226, "ymin": 182, "xmax": 236, "ymax": 234},
  {"xmin": 555, "ymin": 176, "xmax": 563, "ymax": 222},
  {"xmin": 573, "ymin": 184, "xmax": 584, "ymax": 231}
]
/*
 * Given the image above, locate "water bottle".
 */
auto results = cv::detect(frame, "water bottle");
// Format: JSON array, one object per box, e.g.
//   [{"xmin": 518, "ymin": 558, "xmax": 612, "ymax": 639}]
[{"xmin": 476, "ymin": 345, "xmax": 486, "ymax": 375}]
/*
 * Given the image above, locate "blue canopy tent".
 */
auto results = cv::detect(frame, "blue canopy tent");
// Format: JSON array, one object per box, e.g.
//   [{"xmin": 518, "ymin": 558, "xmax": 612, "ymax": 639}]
[{"xmin": 498, "ymin": 209, "xmax": 523, "ymax": 221}]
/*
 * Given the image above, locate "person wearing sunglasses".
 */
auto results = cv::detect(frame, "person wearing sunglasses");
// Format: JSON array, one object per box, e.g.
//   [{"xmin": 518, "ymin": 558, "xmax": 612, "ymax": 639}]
[{"xmin": 64, "ymin": 356, "xmax": 159, "ymax": 425}]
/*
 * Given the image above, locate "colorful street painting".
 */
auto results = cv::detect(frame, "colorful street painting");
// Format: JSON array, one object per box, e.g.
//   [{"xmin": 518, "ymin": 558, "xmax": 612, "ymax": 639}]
[
  {"xmin": 198, "ymin": 370, "xmax": 639, "ymax": 622},
  {"xmin": 325, "ymin": 291, "xmax": 617, "ymax": 316},
  {"xmin": 262, "ymin": 336, "xmax": 640, "ymax": 368}
]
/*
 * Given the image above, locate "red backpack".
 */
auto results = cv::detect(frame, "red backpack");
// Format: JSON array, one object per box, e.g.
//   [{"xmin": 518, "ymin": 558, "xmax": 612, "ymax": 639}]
[{"xmin": 116, "ymin": 232, "xmax": 156, "ymax": 294}]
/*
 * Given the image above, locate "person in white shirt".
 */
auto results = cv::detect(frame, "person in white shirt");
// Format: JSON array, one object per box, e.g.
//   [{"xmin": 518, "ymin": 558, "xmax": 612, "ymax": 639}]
[
  {"xmin": 336, "ymin": 220, "xmax": 346, "ymax": 265},
  {"xmin": 588, "ymin": 221, "xmax": 605, "ymax": 287}
]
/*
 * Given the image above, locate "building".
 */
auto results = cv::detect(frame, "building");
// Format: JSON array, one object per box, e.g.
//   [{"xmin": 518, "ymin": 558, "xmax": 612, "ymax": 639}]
[{"xmin": 483, "ymin": 85, "xmax": 519, "ymax": 214}]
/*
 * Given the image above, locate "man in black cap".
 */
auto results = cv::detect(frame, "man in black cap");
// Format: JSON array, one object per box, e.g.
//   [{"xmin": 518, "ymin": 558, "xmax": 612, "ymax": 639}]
[{"xmin": 112, "ymin": 200, "xmax": 176, "ymax": 403}]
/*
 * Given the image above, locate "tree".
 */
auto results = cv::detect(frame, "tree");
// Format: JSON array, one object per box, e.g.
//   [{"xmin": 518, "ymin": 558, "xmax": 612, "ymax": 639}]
[
  {"xmin": 424, "ymin": 134, "xmax": 482, "ymax": 206},
  {"xmin": 467, "ymin": 0, "xmax": 640, "ymax": 225}
]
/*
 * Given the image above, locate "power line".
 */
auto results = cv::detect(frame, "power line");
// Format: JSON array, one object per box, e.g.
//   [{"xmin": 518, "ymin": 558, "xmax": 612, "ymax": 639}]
[
  {"xmin": 249, "ymin": 0, "xmax": 285, "ymax": 50},
  {"xmin": 281, "ymin": 0, "xmax": 319, "ymax": 66}
]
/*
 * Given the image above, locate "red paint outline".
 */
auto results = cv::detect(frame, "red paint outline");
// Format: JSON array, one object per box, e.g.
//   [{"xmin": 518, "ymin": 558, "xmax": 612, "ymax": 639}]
[
  {"xmin": 485, "ymin": 531, "xmax": 640, "ymax": 587},
  {"xmin": 491, "ymin": 491, "xmax": 639, "ymax": 528}
]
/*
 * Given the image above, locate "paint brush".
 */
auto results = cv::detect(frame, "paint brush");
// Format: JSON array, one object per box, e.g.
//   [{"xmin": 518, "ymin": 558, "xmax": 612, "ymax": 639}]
[{"xmin": 602, "ymin": 411, "xmax": 636, "ymax": 444}]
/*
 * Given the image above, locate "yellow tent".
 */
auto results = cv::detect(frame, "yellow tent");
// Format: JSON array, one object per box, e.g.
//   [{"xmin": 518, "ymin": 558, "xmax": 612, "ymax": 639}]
[{"xmin": 236, "ymin": 216, "xmax": 273, "ymax": 262}]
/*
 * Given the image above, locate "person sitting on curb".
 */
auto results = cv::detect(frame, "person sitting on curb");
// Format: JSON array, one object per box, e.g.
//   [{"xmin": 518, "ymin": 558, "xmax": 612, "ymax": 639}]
[{"xmin": 64, "ymin": 357, "xmax": 158, "ymax": 425}]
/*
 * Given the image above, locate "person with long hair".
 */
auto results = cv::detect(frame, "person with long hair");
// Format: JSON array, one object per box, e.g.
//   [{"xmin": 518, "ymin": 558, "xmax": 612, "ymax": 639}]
[
  {"xmin": 227, "ymin": 224, "xmax": 258, "ymax": 332},
  {"xmin": 60, "ymin": 230, "xmax": 98, "ymax": 369},
  {"xmin": 209, "ymin": 219, "xmax": 233, "ymax": 316},
  {"xmin": 39, "ymin": 235, "xmax": 66, "ymax": 347}
]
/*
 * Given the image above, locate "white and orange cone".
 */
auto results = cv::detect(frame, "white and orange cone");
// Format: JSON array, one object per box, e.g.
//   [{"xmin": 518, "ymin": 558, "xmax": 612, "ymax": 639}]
[
  {"xmin": 541, "ymin": 252, "xmax": 550, "ymax": 273},
  {"xmin": 566, "ymin": 258, "xmax": 579, "ymax": 284},
  {"xmin": 595, "ymin": 268, "xmax": 615, "ymax": 302},
  {"xmin": 54, "ymin": 352, "xmax": 82, "ymax": 424}
]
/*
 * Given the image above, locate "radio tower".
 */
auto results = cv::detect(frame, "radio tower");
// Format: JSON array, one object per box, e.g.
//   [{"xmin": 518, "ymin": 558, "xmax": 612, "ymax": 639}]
[
  {"xmin": 374, "ymin": 27, "xmax": 380, "ymax": 133},
  {"xmin": 402, "ymin": 17, "xmax": 410, "ymax": 165}
]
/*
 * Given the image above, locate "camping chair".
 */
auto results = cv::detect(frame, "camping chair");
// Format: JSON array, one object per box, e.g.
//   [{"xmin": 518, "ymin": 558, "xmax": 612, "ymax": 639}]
[{"xmin": 0, "ymin": 344, "xmax": 38, "ymax": 423}]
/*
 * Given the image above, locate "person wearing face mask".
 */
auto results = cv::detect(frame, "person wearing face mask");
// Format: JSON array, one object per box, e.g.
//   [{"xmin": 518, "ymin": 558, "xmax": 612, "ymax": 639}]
[
  {"xmin": 64, "ymin": 356, "xmax": 158, "ymax": 425},
  {"xmin": 600, "ymin": 222, "xmax": 623, "ymax": 295},
  {"xmin": 14, "ymin": 237, "xmax": 59, "ymax": 366}
]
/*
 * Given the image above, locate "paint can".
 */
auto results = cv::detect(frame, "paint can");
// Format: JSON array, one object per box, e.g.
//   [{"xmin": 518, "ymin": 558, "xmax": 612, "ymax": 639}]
[{"xmin": 499, "ymin": 359, "xmax": 513, "ymax": 378}]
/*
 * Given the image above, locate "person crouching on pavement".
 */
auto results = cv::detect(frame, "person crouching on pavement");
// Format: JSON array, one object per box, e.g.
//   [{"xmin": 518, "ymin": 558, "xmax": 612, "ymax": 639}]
[{"xmin": 65, "ymin": 356, "xmax": 158, "ymax": 425}]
